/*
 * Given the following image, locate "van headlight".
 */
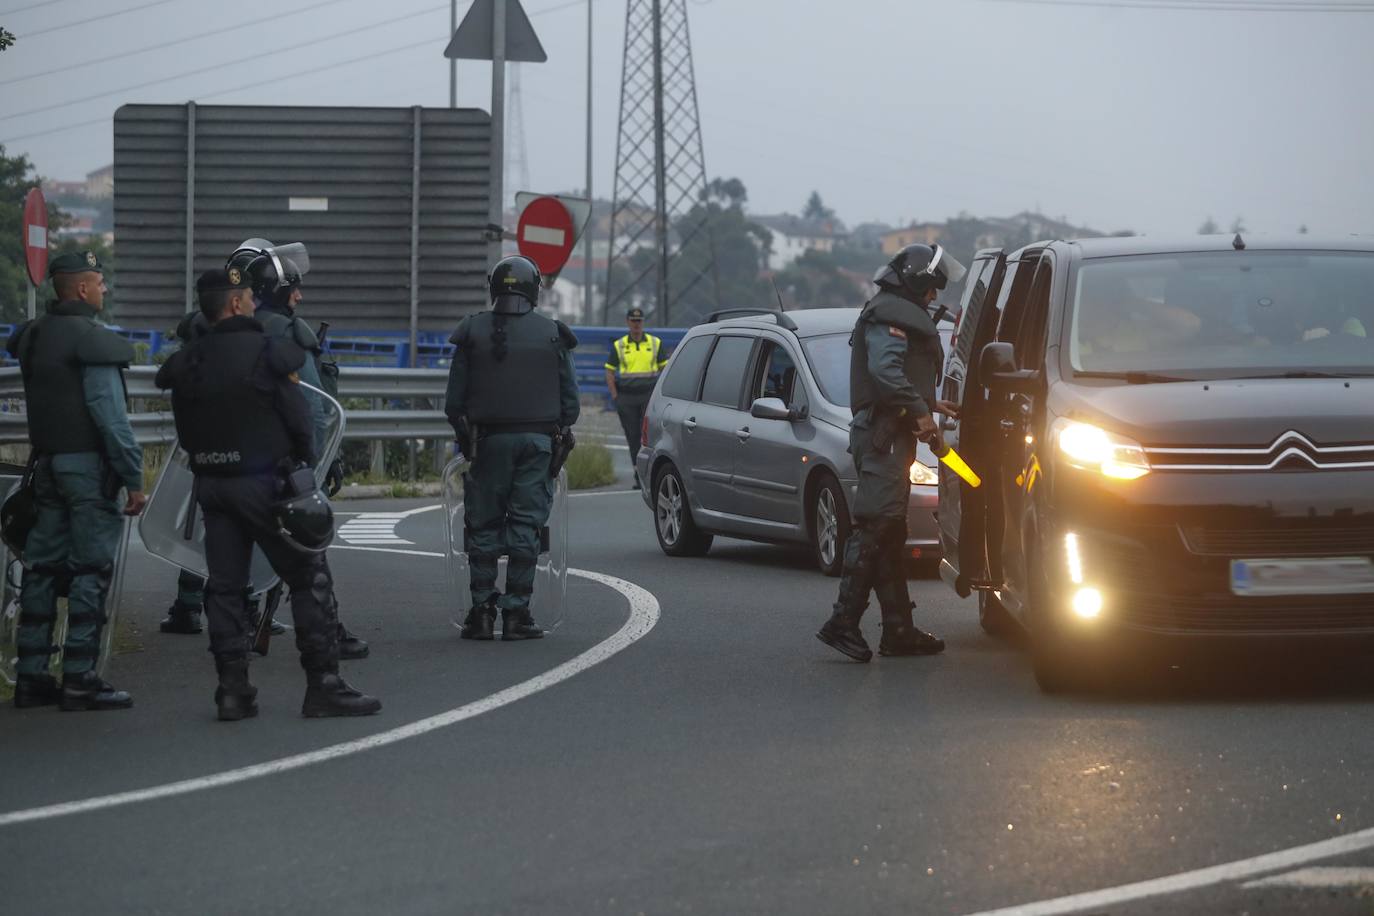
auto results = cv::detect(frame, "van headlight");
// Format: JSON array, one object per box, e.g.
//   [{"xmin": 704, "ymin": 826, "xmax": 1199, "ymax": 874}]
[
  {"xmin": 1053, "ymin": 419, "xmax": 1150, "ymax": 480},
  {"xmin": 909, "ymin": 461, "xmax": 939, "ymax": 486}
]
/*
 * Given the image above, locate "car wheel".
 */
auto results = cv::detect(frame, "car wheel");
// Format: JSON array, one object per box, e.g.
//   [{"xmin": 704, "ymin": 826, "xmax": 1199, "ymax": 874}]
[
  {"xmin": 653, "ymin": 464, "xmax": 712, "ymax": 557},
  {"xmin": 810, "ymin": 474, "xmax": 850, "ymax": 577},
  {"xmin": 978, "ymin": 589, "xmax": 1014, "ymax": 638}
]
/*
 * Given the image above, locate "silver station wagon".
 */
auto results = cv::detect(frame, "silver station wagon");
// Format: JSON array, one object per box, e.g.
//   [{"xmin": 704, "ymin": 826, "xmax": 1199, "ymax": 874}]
[{"xmin": 636, "ymin": 308, "xmax": 951, "ymax": 575}]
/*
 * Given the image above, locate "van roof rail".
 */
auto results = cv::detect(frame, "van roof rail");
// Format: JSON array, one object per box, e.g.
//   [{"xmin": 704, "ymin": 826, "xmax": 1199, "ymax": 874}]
[{"xmin": 705, "ymin": 307, "xmax": 798, "ymax": 332}]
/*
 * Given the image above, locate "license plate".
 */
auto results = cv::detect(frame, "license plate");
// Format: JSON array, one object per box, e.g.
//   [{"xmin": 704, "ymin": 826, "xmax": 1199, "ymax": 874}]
[{"xmin": 1230, "ymin": 557, "xmax": 1374, "ymax": 597}]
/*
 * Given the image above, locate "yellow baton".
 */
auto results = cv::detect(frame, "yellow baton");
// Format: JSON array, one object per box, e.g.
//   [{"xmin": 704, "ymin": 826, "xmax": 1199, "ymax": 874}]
[{"xmin": 932, "ymin": 443, "xmax": 981, "ymax": 488}]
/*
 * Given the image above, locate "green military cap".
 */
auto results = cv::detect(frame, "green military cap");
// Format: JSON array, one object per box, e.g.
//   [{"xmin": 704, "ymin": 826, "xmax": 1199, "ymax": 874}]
[
  {"xmin": 48, "ymin": 249, "xmax": 104, "ymax": 278},
  {"xmin": 196, "ymin": 267, "xmax": 252, "ymax": 294}
]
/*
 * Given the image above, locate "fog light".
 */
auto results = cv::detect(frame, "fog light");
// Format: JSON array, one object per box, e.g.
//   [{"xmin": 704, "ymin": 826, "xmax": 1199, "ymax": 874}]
[{"xmin": 1072, "ymin": 588, "xmax": 1103, "ymax": 620}]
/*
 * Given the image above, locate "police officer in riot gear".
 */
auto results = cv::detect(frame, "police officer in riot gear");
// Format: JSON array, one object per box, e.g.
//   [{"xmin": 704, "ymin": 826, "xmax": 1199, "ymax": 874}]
[
  {"xmin": 446, "ymin": 255, "xmax": 580, "ymax": 640},
  {"xmin": 6, "ymin": 251, "xmax": 145, "ymax": 710},
  {"xmin": 816, "ymin": 243, "xmax": 964, "ymax": 663},
  {"xmin": 155, "ymin": 268, "xmax": 380, "ymax": 720},
  {"xmin": 160, "ymin": 240, "xmax": 367, "ymax": 659}
]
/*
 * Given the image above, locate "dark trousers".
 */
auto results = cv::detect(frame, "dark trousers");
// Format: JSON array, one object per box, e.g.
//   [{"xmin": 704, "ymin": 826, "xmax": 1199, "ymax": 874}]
[
  {"xmin": 834, "ymin": 425, "xmax": 915, "ymax": 623},
  {"xmin": 197, "ymin": 474, "xmax": 338, "ymax": 671},
  {"xmin": 614, "ymin": 389, "xmax": 652, "ymax": 461},
  {"xmin": 17, "ymin": 453, "xmax": 123, "ymax": 676},
  {"xmin": 464, "ymin": 432, "xmax": 554, "ymax": 614}
]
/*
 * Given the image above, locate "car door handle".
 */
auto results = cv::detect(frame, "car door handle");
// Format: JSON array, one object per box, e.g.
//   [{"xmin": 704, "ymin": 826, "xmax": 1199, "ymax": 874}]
[
  {"xmin": 735, "ymin": 427, "xmax": 751, "ymax": 441},
  {"xmin": 999, "ymin": 418, "xmax": 1017, "ymax": 433},
  {"xmin": 684, "ymin": 417, "xmax": 697, "ymax": 432}
]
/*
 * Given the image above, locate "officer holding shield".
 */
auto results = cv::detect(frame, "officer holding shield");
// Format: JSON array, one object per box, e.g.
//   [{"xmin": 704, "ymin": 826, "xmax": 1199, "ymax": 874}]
[
  {"xmin": 6, "ymin": 251, "xmax": 144, "ymax": 710},
  {"xmin": 816, "ymin": 244, "xmax": 963, "ymax": 664},
  {"xmin": 445, "ymin": 256, "xmax": 580, "ymax": 641},
  {"xmin": 156, "ymin": 268, "xmax": 380, "ymax": 720}
]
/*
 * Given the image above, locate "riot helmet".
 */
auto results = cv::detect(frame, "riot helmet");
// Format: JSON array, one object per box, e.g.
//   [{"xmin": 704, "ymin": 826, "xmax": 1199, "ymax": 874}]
[
  {"xmin": 488, "ymin": 255, "xmax": 542, "ymax": 307},
  {"xmin": 226, "ymin": 238, "xmax": 276, "ymax": 273},
  {"xmin": 873, "ymin": 243, "xmax": 968, "ymax": 303},
  {"xmin": 273, "ymin": 487, "xmax": 335, "ymax": 555},
  {"xmin": 245, "ymin": 242, "xmax": 311, "ymax": 309}
]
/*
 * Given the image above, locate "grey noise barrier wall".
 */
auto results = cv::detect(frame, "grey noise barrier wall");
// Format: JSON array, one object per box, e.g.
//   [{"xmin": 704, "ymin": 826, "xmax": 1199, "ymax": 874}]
[{"xmin": 113, "ymin": 103, "xmax": 493, "ymax": 334}]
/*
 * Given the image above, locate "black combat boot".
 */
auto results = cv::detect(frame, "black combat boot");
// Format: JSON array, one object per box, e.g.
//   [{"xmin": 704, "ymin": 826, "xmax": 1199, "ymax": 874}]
[
  {"xmin": 214, "ymin": 656, "xmax": 258, "ymax": 722},
  {"xmin": 301, "ymin": 670, "xmax": 382, "ymax": 718},
  {"xmin": 816, "ymin": 604, "xmax": 873, "ymax": 663},
  {"xmin": 59, "ymin": 670, "xmax": 133, "ymax": 711},
  {"xmin": 338, "ymin": 622, "xmax": 370, "ymax": 659},
  {"xmin": 160, "ymin": 600, "xmax": 203, "ymax": 635},
  {"xmin": 460, "ymin": 600, "xmax": 497, "ymax": 641},
  {"xmin": 501, "ymin": 607, "xmax": 545, "ymax": 641},
  {"xmin": 13, "ymin": 673, "xmax": 62, "ymax": 708},
  {"xmin": 879, "ymin": 603, "xmax": 946, "ymax": 657}
]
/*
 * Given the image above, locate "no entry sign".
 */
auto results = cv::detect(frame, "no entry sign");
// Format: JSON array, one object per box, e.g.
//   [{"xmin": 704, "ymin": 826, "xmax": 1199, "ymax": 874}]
[
  {"xmin": 516, "ymin": 196, "xmax": 576, "ymax": 277},
  {"xmin": 23, "ymin": 188, "xmax": 48, "ymax": 286}
]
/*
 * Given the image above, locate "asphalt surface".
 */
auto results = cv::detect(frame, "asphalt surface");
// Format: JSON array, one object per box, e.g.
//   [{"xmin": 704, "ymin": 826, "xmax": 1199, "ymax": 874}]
[{"xmin": 3, "ymin": 472, "xmax": 1374, "ymax": 915}]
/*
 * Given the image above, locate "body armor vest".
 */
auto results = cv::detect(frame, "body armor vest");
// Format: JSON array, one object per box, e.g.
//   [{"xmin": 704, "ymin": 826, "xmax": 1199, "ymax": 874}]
[
  {"xmin": 454, "ymin": 303, "xmax": 562, "ymax": 426},
  {"xmin": 850, "ymin": 290, "xmax": 943, "ymax": 417},
  {"xmin": 167, "ymin": 318, "xmax": 299, "ymax": 475},
  {"xmin": 11, "ymin": 302, "xmax": 134, "ymax": 455}
]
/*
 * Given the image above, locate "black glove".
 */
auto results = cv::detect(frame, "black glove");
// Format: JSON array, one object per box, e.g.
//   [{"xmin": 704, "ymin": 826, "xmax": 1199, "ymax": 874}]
[
  {"xmin": 325, "ymin": 459, "xmax": 344, "ymax": 497},
  {"xmin": 454, "ymin": 417, "xmax": 474, "ymax": 460}
]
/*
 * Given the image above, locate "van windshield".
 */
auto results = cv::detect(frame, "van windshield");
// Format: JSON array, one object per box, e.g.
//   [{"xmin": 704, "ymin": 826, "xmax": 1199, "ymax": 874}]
[{"xmin": 1068, "ymin": 252, "xmax": 1374, "ymax": 379}]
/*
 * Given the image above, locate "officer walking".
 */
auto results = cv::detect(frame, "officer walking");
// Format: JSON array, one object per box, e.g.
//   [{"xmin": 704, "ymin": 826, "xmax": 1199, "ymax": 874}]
[
  {"xmin": 816, "ymin": 244, "xmax": 964, "ymax": 663},
  {"xmin": 155, "ymin": 269, "xmax": 380, "ymax": 720},
  {"xmin": 604, "ymin": 307, "xmax": 668, "ymax": 489},
  {"xmin": 6, "ymin": 251, "xmax": 144, "ymax": 710},
  {"xmin": 446, "ymin": 256, "xmax": 580, "ymax": 641}
]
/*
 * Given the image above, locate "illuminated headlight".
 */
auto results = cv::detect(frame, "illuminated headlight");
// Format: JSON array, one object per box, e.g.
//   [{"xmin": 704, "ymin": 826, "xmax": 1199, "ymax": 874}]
[
  {"xmin": 1053, "ymin": 419, "xmax": 1150, "ymax": 480},
  {"xmin": 1072, "ymin": 588, "xmax": 1103, "ymax": 619},
  {"xmin": 909, "ymin": 461, "xmax": 939, "ymax": 486}
]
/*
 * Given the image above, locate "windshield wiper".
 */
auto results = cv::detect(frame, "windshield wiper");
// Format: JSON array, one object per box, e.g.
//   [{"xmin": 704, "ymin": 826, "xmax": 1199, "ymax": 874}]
[{"xmin": 1075, "ymin": 371, "xmax": 1192, "ymax": 384}]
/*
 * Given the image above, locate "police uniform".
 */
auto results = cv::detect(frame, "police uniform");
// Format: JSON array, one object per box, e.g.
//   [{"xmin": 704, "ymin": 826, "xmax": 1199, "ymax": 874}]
[
  {"xmin": 155, "ymin": 268, "xmax": 379, "ymax": 720},
  {"xmin": 605, "ymin": 308, "xmax": 668, "ymax": 487},
  {"xmin": 6, "ymin": 251, "xmax": 140, "ymax": 710},
  {"xmin": 817, "ymin": 244, "xmax": 962, "ymax": 663},
  {"xmin": 445, "ymin": 256, "xmax": 580, "ymax": 640}
]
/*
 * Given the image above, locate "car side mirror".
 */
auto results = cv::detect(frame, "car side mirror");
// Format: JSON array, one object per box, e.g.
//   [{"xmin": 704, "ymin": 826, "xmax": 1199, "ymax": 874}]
[
  {"xmin": 751, "ymin": 397, "xmax": 799, "ymax": 421},
  {"xmin": 979, "ymin": 341, "xmax": 1041, "ymax": 392}
]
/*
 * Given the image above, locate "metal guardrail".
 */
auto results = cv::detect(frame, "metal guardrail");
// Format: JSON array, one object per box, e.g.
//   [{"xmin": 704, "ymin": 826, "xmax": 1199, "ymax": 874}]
[{"xmin": 0, "ymin": 366, "xmax": 454, "ymax": 446}]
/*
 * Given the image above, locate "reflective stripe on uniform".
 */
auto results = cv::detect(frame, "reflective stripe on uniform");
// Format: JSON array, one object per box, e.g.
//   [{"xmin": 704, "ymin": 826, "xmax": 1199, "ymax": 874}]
[{"xmin": 605, "ymin": 333, "xmax": 667, "ymax": 379}]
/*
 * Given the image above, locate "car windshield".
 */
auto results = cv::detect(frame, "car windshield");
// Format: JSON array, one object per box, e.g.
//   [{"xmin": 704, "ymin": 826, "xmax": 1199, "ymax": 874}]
[
  {"xmin": 1068, "ymin": 251, "xmax": 1374, "ymax": 379},
  {"xmin": 801, "ymin": 333, "xmax": 851, "ymax": 405}
]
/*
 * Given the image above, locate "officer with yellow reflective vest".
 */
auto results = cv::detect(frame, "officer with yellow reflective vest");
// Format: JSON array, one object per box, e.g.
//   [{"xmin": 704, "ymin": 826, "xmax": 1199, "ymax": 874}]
[{"xmin": 604, "ymin": 308, "xmax": 669, "ymax": 489}]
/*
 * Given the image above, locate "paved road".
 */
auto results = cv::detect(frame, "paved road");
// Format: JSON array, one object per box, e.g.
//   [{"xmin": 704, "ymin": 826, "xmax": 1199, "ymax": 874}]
[{"xmin": 3, "ymin": 482, "xmax": 1374, "ymax": 915}]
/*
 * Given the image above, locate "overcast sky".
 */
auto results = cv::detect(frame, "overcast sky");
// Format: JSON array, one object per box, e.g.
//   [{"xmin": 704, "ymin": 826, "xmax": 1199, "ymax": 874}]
[{"xmin": 1, "ymin": 0, "xmax": 1371, "ymax": 236}]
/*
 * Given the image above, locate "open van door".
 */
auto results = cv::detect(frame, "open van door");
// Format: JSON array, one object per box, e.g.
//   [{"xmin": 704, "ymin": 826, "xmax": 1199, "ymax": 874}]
[{"xmin": 938, "ymin": 249, "xmax": 1007, "ymax": 596}]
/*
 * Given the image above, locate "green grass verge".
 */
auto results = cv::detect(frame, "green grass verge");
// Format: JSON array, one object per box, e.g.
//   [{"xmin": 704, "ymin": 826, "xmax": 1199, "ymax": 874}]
[{"xmin": 566, "ymin": 443, "xmax": 616, "ymax": 490}]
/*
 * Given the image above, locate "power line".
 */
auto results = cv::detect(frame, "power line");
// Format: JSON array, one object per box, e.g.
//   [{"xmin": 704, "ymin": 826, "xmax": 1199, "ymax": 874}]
[
  {"xmin": 0, "ymin": 0, "xmax": 352, "ymax": 87},
  {"xmin": 0, "ymin": 2, "xmax": 454, "ymax": 121},
  {"xmin": 0, "ymin": 0, "xmax": 67, "ymax": 16},
  {"xmin": 0, "ymin": 0, "xmax": 588, "ymax": 145},
  {"xmin": 16, "ymin": 0, "xmax": 177, "ymax": 39},
  {"xmin": 976, "ymin": 0, "xmax": 1374, "ymax": 11}
]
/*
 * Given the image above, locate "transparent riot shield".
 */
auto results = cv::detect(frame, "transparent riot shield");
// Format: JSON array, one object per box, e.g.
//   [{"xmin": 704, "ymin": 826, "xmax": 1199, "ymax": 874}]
[
  {"xmin": 0, "ymin": 478, "xmax": 131, "ymax": 685},
  {"xmin": 138, "ymin": 383, "xmax": 344, "ymax": 592},
  {"xmin": 442, "ymin": 455, "xmax": 568, "ymax": 634}
]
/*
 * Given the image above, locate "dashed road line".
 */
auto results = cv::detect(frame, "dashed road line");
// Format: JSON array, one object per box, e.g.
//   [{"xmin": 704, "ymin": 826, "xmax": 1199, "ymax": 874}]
[{"xmin": 0, "ymin": 567, "xmax": 658, "ymax": 829}]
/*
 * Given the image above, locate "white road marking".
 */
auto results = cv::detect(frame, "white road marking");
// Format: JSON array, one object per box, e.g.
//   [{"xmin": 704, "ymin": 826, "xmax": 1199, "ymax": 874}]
[
  {"xmin": 1242, "ymin": 867, "xmax": 1374, "ymax": 890},
  {"xmin": 0, "ymin": 568, "xmax": 658, "ymax": 829},
  {"xmin": 963, "ymin": 826, "xmax": 1374, "ymax": 916}
]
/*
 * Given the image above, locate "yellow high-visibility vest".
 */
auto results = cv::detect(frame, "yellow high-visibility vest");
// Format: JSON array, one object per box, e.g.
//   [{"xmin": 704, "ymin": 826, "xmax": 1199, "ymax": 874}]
[{"xmin": 606, "ymin": 333, "xmax": 668, "ymax": 380}]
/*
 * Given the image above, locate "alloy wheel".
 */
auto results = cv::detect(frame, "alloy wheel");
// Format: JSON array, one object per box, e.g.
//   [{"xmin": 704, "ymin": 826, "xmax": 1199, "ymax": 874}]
[{"xmin": 657, "ymin": 474, "xmax": 682, "ymax": 546}]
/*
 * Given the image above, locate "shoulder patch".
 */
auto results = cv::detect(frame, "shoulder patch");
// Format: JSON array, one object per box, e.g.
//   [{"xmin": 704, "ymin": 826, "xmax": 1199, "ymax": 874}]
[
  {"xmin": 887, "ymin": 326, "xmax": 907, "ymax": 340},
  {"xmin": 555, "ymin": 320, "xmax": 579, "ymax": 350}
]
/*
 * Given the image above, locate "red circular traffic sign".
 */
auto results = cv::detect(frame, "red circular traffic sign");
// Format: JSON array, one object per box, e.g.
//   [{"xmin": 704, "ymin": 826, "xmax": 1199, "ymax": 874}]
[
  {"xmin": 23, "ymin": 188, "xmax": 49, "ymax": 286},
  {"xmin": 516, "ymin": 196, "xmax": 576, "ymax": 277}
]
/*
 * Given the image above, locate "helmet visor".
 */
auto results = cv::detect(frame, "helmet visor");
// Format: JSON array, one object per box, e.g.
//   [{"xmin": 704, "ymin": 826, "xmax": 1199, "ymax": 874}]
[
  {"xmin": 923, "ymin": 245, "xmax": 967, "ymax": 290},
  {"xmin": 265, "ymin": 242, "xmax": 311, "ymax": 281}
]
